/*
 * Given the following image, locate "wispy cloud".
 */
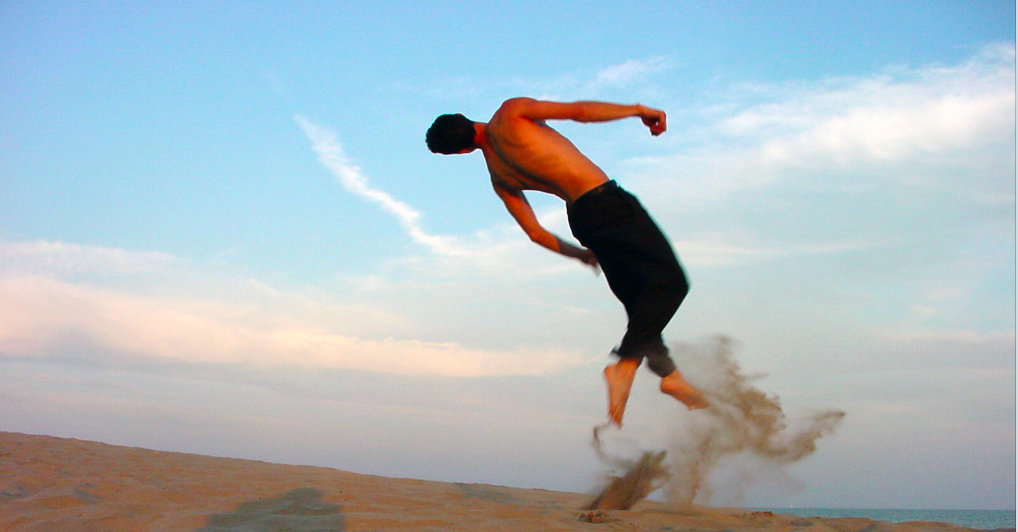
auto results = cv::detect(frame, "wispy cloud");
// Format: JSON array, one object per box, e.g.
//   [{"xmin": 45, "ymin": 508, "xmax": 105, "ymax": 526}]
[
  {"xmin": 523, "ymin": 56, "xmax": 676, "ymax": 101},
  {"xmin": 629, "ymin": 43, "xmax": 1015, "ymax": 231},
  {"xmin": 294, "ymin": 114, "xmax": 595, "ymax": 283},
  {"xmin": 1, "ymin": 240, "xmax": 181, "ymax": 277},
  {"xmin": 296, "ymin": 115, "xmax": 466, "ymax": 257},
  {"xmin": 655, "ymin": 44, "xmax": 1015, "ymax": 194},
  {"xmin": 0, "ymin": 113, "xmax": 611, "ymax": 382},
  {"xmin": 593, "ymin": 56, "xmax": 673, "ymax": 86},
  {"xmin": 0, "ymin": 241, "xmax": 588, "ymax": 378},
  {"xmin": 675, "ymin": 236, "xmax": 890, "ymax": 268},
  {"xmin": 4, "ymin": 44, "xmax": 1010, "ymax": 410},
  {"xmin": 723, "ymin": 50, "xmax": 1016, "ymax": 175}
]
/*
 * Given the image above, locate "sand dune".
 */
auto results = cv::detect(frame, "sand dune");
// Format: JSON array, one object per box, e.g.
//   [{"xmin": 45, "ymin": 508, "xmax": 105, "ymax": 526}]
[{"xmin": 0, "ymin": 431, "xmax": 990, "ymax": 531}]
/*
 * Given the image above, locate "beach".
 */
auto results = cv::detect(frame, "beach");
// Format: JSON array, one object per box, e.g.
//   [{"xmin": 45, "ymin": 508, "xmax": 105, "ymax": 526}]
[{"xmin": 1, "ymin": 431, "xmax": 1006, "ymax": 532}]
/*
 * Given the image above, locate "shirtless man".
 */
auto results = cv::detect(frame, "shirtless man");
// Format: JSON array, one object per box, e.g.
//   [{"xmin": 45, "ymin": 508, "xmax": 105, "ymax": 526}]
[{"xmin": 426, "ymin": 98, "xmax": 707, "ymax": 426}]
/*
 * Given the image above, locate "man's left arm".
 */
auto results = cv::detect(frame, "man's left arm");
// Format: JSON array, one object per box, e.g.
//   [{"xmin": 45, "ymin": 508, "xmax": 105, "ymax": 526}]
[{"xmin": 500, "ymin": 97, "xmax": 666, "ymax": 136}]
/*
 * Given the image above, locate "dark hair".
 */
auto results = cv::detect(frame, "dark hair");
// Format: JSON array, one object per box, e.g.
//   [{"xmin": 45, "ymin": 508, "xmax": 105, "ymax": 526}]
[{"xmin": 426, "ymin": 113, "xmax": 476, "ymax": 154}]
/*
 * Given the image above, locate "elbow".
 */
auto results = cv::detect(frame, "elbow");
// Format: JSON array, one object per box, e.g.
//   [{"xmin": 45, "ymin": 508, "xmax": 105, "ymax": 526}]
[
  {"xmin": 571, "ymin": 104, "xmax": 596, "ymax": 123},
  {"xmin": 524, "ymin": 227, "xmax": 554, "ymax": 248}
]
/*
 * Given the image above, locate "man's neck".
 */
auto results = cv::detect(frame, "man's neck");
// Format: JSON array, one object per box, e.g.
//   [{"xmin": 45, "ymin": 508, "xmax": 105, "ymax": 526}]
[{"xmin": 472, "ymin": 122, "xmax": 488, "ymax": 149}]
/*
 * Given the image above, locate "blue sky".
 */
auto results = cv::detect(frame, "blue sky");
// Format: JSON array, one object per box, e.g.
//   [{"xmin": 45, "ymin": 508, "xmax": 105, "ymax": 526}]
[{"xmin": 1, "ymin": 0, "xmax": 1014, "ymax": 510}]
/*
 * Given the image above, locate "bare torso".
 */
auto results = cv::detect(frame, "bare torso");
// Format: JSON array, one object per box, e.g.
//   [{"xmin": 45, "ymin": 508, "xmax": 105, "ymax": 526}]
[{"xmin": 481, "ymin": 101, "xmax": 610, "ymax": 203}]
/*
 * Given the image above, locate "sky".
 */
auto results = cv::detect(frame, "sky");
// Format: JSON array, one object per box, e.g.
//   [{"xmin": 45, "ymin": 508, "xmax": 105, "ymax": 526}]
[{"xmin": 1, "ymin": 0, "xmax": 1014, "ymax": 511}]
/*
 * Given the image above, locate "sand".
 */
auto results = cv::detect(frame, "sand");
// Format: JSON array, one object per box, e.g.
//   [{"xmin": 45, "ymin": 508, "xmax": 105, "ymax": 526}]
[{"xmin": 0, "ymin": 431, "xmax": 996, "ymax": 532}]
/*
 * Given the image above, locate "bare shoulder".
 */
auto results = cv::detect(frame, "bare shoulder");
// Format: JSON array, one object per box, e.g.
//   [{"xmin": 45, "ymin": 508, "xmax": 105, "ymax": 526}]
[
  {"xmin": 501, "ymin": 96, "xmax": 538, "ymax": 108},
  {"xmin": 496, "ymin": 97, "xmax": 585, "ymax": 123},
  {"xmin": 494, "ymin": 97, "xmax": 538, "ymax": 117},
  {"xmin": 490, "ymin": 174, "xmax": 516, "ymax": 193}
]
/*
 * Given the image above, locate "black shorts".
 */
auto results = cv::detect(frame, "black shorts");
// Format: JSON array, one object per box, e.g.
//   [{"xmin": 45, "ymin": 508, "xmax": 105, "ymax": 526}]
[{"xmin": 567, "ymin": 180, "xmax": 688, "ymax": 377}]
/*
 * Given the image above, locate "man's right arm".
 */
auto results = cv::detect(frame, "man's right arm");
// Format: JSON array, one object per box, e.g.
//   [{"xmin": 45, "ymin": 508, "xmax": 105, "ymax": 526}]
[
  {"xmin": 499, "ymin": 97, "xmax": 667, "ymax": 136},
  {"xmin": 492, "ymin": 182, "xmax": 599, "ymax": 268}
]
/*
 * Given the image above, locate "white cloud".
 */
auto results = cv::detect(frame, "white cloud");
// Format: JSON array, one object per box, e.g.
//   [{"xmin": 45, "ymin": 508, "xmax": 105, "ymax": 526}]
[
  {"xmin": 0, "ymin": 272, "xmax": 586, "ymax": 377},
  {"xmin": 296, "ymin": 115, "xmax": 594, "ymax": 280},
  {"xmin": 295, "ymin": 114, "xmax": 607, "ymax": 289},
  {"xmin": 591, "ymin": 45, "xmax": 1016, "ymax": 397},
  {"xmin": 594, "ymin": 56, "xmax": 673, "ymax": 86},
  {"xmin": 0, "ymin": 113, "xmax": 611, "ymax": 381},
  {"xmin": 0, "ymin": 230, "xmax": 595, "ymax": 378},
  {"xmin": 523, "ymin": 56, "xmax": 677, "ymax": 101},
  {"xmin": 296, "ymin": 115, "xmax": 466, "ymax": 257},
  {"xmin": 0, "ymin": 239, "xmax": 181, "ymax": 276},
  {"xmin": 675, "ymin": 235, "xmax": 889, "ymax": 268},
  {"xmin": 634, "ymin": 43, "xmax": 1015, "ymax": 203},
  {"xmin": 5, "ymin": 44, "xmax": 1011, "ymax": 417},
  {"xmin": 744, "ymin": 77, "xmax": 1014, "ymax": 171}
]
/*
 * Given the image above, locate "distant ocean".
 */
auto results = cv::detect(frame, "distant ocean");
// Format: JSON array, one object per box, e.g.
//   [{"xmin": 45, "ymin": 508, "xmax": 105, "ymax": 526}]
[{"xmin": 752, "ymin": 508, "xmax": 1015, "ymax": 530}]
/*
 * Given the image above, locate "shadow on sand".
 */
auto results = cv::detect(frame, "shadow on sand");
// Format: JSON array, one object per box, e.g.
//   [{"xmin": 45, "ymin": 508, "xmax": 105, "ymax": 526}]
[{"xmin": 195, "ymin": 487, "xmax": 345, "ymax": 532}]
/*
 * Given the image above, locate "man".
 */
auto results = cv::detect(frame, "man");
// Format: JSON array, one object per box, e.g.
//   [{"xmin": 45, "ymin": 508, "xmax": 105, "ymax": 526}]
[{"xmin": 426, "ymin": 98, "xmax": 707, "ymax": 426}]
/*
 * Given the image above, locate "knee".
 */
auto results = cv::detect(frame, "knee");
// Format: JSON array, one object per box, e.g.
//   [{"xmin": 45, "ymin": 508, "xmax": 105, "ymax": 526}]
[
  {"xmin": 674, "ymin": 275, "xmax": 689, "ymax": 303},
  {"xmin": 674, "ymin": 266, "xmax": 690, "ymax": 302},
  {"xmin": 646, "ymin": 350, "xmax": 677, "ymax": 378}
]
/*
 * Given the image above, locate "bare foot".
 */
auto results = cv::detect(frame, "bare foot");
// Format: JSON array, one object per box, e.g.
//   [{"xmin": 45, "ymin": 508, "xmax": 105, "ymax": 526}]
[
  {"xmin": 603, "ymin": 358, "xmax": 640, "ymax": 426},
  {"xmin": 660, "ymin": 370, "xmax": 709, "ymax": 410}
]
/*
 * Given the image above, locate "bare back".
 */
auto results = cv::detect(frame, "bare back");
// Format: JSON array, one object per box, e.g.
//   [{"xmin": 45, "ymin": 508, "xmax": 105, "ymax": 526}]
[
  {"xmin": 439, "ymin": 98, "xmax": 665, "ymax": 266},
  {"xmin": 481, "ymin": 100, "xmax": 610, "ymax": 202}
]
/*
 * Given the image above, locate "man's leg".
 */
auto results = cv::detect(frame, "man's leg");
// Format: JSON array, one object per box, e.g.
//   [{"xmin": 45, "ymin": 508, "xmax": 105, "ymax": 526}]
[
  {"xmin": 660, "ymin": 370, "xmax": 709, "ymax": 410},
  {"xmin": 595, "ymin": 252, "xmax": 707, "ymax": 423},
  {"xmin": 594, "ymin": 195, "xmax": 706, "ymax": 421},
  {"xmin": 592, "ymin": 242, "xmax": 648, "ymax": 426},
  {"xmin": 603, "ymin": 356, "xmax": 640, "ymax": 426},
  {"xmin": 611, "ymin": 274, "xmax": 708, "ymax": 417},
  {"xmin": 603, "ymin": 358, "xmax": 705, "ymax": 425},
  {"xmin": 569, "ymin": 186, "xmax": 707, "ymax": 424}
]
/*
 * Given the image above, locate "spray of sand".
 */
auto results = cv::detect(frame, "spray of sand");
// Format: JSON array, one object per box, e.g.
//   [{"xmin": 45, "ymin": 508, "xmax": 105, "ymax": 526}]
[
  {"xmin": 586, "ymin": 423, "xmax": 671, "ymax": 510},
  {"xmin": 589, "ymin": 336, "xmax": 845, "ymax": 508}
]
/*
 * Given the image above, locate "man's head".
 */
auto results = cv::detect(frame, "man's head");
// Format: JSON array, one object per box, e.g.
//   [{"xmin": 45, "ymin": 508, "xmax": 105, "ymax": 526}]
[{"xmin": 426, "ymin": 113, "xmax": 476, "ymax": 154}]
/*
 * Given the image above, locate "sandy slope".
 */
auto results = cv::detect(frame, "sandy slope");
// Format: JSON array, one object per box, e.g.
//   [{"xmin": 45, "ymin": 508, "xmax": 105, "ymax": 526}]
[{"xmin": 0, "ymin": 432, "xmax": 992, "ymax": 531}]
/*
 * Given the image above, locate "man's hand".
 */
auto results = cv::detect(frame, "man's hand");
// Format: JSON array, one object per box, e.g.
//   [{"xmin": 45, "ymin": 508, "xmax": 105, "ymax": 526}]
[
  {"xmin": 576, "ymin": 248, "xmax": 600, "ymax": 271},
  {"xmin": 639, "ymin": 106, "xmax": 667, "ymax": 136},
  {"xmin": 494, "ymin": 183, "xmax": 602, "ymax": 271},
  {"xmin": 556, "ymin": 238, "xmax": 600, "ymax": 272}
]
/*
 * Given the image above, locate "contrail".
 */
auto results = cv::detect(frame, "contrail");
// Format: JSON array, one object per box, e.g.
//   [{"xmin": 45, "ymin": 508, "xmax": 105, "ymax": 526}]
[{"xmin": 296, "ymin": 115, "xmax": 463, "ymax": 256}]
